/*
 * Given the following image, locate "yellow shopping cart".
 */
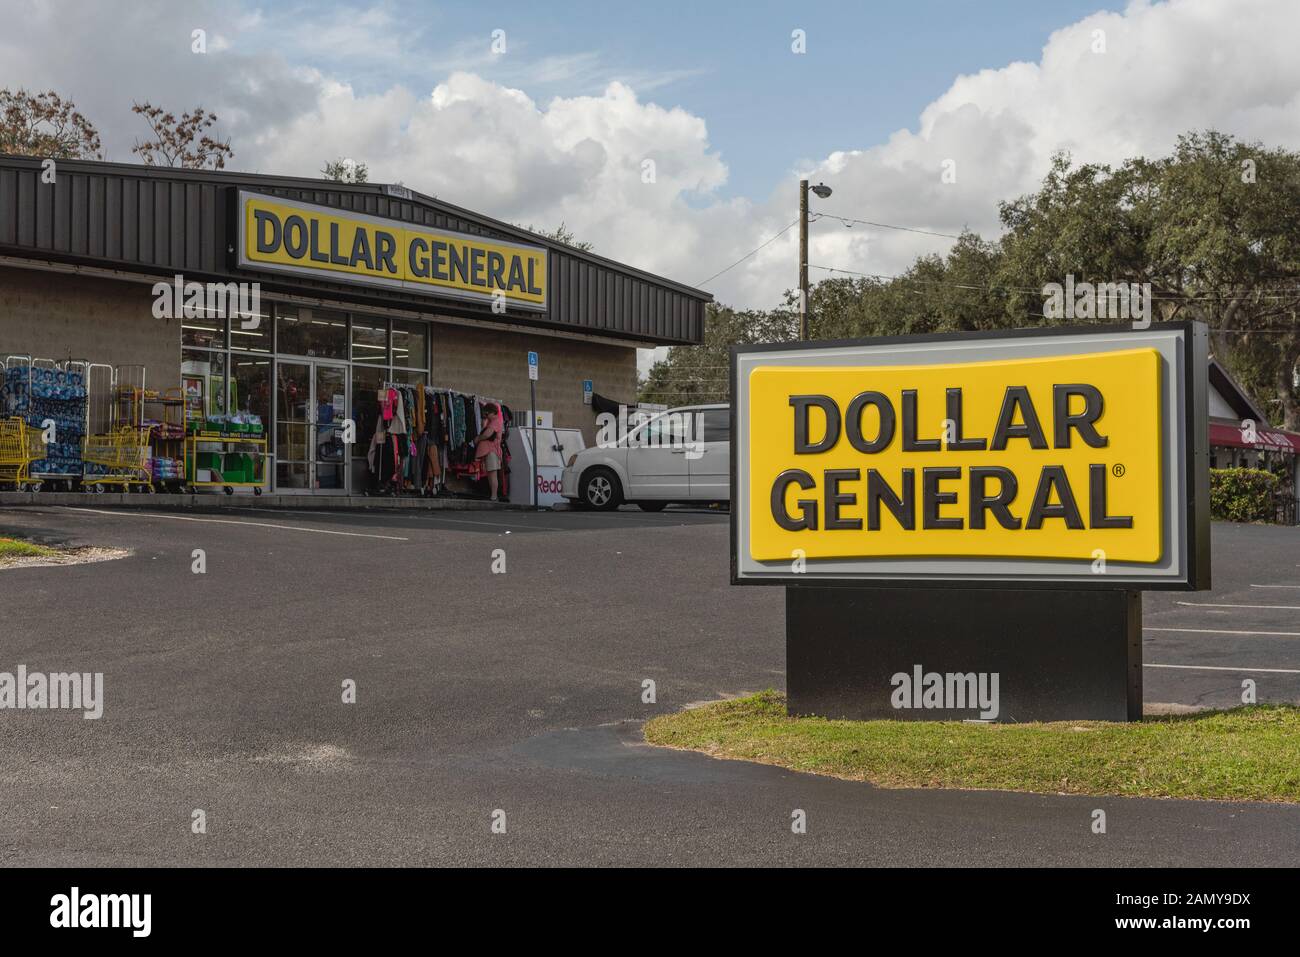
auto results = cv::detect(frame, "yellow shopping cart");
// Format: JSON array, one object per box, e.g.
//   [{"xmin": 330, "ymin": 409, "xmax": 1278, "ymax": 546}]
[
  {"xmin": 0, "ymin": 417, "xmax": 46, "ymax": 491},
  {"xmin": 82, "ymin": 428, "xmax": 152, "ymax": 493}
]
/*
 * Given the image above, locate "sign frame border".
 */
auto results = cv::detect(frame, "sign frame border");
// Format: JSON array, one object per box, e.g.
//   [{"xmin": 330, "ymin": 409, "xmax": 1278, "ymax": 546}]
[{"xmin": 729, "ymin": 321, "xmax": 1210, "ymax": 591}]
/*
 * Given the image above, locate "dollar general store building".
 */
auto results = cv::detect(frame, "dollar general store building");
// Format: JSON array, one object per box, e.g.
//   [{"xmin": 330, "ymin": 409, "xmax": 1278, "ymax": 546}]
[{"xmin": 0, "ymin": 155, "xmax": 709, "ymax": 494}]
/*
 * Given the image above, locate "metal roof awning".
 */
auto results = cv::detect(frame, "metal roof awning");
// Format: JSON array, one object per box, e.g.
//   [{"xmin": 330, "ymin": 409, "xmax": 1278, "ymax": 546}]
[{"xmin": 0, "ymin": 155, "xmax": 711, "ymax": 347}]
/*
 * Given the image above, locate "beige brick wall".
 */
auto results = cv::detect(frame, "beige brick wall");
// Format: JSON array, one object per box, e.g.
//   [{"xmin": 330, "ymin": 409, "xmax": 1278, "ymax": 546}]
[
  {"xmin": 0, "ymin": 263, "xmax": 638, "ymax": 450},
  {"xmin": 428, "ymin": 321, "xmax": 636, "ymax": 446},
  {"xmin": 0, "ymin": 265, "xmax": 180, "ymax": 388}
]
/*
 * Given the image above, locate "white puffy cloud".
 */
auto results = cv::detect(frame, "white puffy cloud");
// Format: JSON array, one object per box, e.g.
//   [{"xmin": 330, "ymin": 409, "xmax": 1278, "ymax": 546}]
[
  {"xmin": 759, "ymin": 0, "xmax": 1300, "ymax": 311},
  {"xmin": 0, "ymin": 1, "xmax": 321, "ymax": 166},
  {"xmin": 2, "ymin": 0, "xmax": 1300, "ymax": 326},
  {"xmin": 248, "ymin": 71, "xmax": 743, "ymax": 304}
]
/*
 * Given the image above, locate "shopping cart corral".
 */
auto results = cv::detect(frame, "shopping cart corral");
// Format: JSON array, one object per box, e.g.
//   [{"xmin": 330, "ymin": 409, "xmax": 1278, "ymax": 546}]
[
  {"xmin": 185, "ymin": 431, "xmax": 268, "ymax": 496},
  {"xmin": 1, "ymin": 355, "xmax": 194, "ymax": 493},
  {"xmin": 0, "ymin": 417, "xmax": 48, "ymax": 491},
  {"xmin": 82, "ymin": 428, "xmax": 153, "ymax": 493},
  {"xmin": 2, "ymin": 355, "xmax": 89, "ymax": 491}
]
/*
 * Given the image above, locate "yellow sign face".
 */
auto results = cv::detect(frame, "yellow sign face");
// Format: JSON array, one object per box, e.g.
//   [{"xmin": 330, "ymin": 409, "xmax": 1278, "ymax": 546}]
[
  {"xmin": 747, "ymin": 348, "xmax": 1163, "ymax": 563},
  {"xmin": 237, "ymin": 192, "xmax": 547, "ymax": 310}
]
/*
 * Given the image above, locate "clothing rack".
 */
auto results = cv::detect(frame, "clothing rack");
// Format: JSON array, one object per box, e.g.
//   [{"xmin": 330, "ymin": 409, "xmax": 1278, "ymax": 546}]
[{"xmin": 369, "ymin": 381, "xmax": 514, "ymax": 498}]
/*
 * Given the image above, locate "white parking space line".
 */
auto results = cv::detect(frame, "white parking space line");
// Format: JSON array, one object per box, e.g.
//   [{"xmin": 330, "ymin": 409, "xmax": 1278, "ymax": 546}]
[
  {"xmin": 413, "ymin": 513, "xmax": 704, "ymax": 531},
  {"xmin": 414, "ymin": 515, "xmax": 574, "ymax": 531},
  {"xmin": 1146, "ymin": 663, "xmax": 1300, "ymax": 674},
  {"xmin": 225, "ymin": 506, "xmax": 546, "ymax": 528},
  {"xmin": 1251, "ymin": 584, "xmax": 1300, "ymax": 589},
  {"xmin": 1176, "ymin": 601, "xmax": 1300, "ymax": 610},
  {"xmin": 1146, "ymin": 626, "xmax": 1300, "ymax": 637},
  {"xmin": 226, "ymin": 508, "xmax": 348, "ymax": 517},
  {"xmin": 59, "ymin": 508, "xmax": 409, "ymax": 541}
]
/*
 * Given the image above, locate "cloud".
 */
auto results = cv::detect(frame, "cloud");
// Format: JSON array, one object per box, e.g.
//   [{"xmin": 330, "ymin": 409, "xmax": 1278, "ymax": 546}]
[
  {"xmin": 753, "ymin": 0, "xmax": 1300, "ymax": 310},
  {"xmin": 198, "ymin": 63, "xmax": 743, "ymax": 314},
  {"xmin": 421, "ymin": 39, "xmax": 705, "ymax": 95},
  {"xmin": 0, "ymin": 0, "xmax": 321, "ymax": 165},
  {"xmin": 2, "ymin": 0, "xmax": 1299, "ymax": 325}
]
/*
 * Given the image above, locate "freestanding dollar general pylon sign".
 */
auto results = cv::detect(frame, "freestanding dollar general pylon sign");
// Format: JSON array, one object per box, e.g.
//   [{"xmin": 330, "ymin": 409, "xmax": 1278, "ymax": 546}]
[{"xmin": 730, "ymin": 323, "xmax": 1210, "ymax": 721}]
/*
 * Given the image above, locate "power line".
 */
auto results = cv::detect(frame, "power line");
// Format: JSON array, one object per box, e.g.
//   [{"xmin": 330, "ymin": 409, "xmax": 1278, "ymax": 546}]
[
  {"xmin": 642, "ymin": 377, "xmax": 729, "ymax": 383},
  {"xmin": 808, "ymin": 263, "xmax": 1040, "ymax": 294},
  {"xmin": 811, "ymin": 212, "xmax": 965, "ymax": 240},
  {"xmin": 809, "ymin": 263, "xmax": 1300, "ymax": 302},
  {"xmin": 695, "ymin": 206, "xmax": 966, "ymax": 289},
  {"xmin": 695, "ymin": 219, "xmax": 798, "ymax": 286}
]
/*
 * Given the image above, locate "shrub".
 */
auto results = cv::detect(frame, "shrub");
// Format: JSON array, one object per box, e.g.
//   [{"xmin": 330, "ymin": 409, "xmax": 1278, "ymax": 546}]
[{"xmin": 1209, "ymin": 468, "xmax": 1280, "ymax": 523}]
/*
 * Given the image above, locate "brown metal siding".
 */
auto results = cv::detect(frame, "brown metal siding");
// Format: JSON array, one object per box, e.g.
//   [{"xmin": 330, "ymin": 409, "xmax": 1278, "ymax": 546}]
[{"xmin": 0, "ymin": 158, "xmax": 708, "ymax": 345}]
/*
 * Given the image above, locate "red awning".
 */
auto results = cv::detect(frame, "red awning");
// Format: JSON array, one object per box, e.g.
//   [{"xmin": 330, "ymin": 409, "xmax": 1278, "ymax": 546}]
[{"xmin": 1209, "ymin": 421, "xmax": 1300, "ymax": 454}]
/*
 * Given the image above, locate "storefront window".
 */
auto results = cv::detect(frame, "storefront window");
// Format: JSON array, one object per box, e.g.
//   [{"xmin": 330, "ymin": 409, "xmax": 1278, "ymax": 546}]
[
  {"xmin": 181, "ymin": 349, "xmax": 226, "ymax": 421},
  {"xmin": 276, "ymin": 306, "xmax": 347, "ymax": 359},
  {"xmin": 185, "ymin": 300, "xmax": 440, "ymax": 493},
  {"xmin": 229, "ymin": 305, "xmax": 272, "ymax": 353},
  {"xmin": 390, "ymin": 368, "xmax": 426, "ymax": 389},
  {"xmin": 229, "ymin": 353, "xmax": 271, "ymax": 423},
  {"xmin": 350, "ymin": 365, "xmax": 384, "ymax": 459},
  {"xmin": 277, "ymin": 461, "xmax": 310, "ymax": 490},
  {"xmin": 392, "ymin": 319, "xmax": 428, "ymax": 369},
  {"xmin": 275, "ymin": 360, "xmax": 310, "ymax": 489},
  {"xmin": 182, "ymin": 314, "xmax": 225, "ymax": 349},
  {"xmin": 351, "ymin": 316, "xmax": 388, "ymax": 365}
]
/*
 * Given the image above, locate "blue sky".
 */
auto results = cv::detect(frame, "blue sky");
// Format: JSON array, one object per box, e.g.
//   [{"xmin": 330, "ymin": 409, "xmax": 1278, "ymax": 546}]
[
  {"xmin": 243, "ymin": 0, "xmax": 1126, "ymax": 199},
  {"xmin": 476, "ymin": 0, "xmax": 1128, "ymax": 199},
  {"xmin": 2, "ymin": 0, "xmax": 1295, "ymax": 316}
]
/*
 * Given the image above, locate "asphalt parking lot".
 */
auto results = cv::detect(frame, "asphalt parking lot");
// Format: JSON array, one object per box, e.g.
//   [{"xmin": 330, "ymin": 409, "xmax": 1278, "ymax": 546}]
[
  {"xmin": 1144, "ymin": 522, "xmax": 1300, "ymax": 709},
  {"xmin": 0, "ymin": 504, "xmax": 1296, "ymax": 866}
]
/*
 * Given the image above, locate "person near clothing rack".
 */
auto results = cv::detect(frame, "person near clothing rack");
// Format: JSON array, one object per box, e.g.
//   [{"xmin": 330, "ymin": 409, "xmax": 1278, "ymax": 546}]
[{"xmin": 474, "ymin": 401, "xmax": 504, "ymax": 501}]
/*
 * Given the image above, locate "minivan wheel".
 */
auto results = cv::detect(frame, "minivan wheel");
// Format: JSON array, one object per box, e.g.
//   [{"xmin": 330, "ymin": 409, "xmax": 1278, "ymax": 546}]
[
  {"xmin": 581, "ymin": 468, "xmax": 622, "ymax": 511},
  {"xmin": 637, "ymin": 501, "xmax": 668, "ymax": 512}
]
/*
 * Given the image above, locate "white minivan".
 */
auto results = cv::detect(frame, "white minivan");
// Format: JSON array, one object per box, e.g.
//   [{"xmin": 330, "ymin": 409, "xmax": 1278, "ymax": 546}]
[{"xmin": 560, "ymin": 403, "xmax": 729, "ymax": 511}]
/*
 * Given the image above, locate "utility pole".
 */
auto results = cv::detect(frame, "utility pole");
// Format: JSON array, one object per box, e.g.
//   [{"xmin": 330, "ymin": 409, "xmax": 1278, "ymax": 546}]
[
  {"xmin": 799, "ymin": 178, "xmax": 809, "ymax": 341},
  {"xmin": 798, "ymin": 180, "xmax": 831, "ymax": 341}
]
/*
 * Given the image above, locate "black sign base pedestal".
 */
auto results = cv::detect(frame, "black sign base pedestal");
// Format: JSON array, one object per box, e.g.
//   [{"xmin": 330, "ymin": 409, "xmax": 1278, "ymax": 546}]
[{"xmin": 786, "ymin": 586, "xmax": 1142, "ymax": 722}]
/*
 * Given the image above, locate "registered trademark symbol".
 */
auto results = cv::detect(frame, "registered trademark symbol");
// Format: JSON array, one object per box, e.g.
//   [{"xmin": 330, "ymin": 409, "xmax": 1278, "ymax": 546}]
[{"xmin": 1112, "ymin": 463, "xmax": 1126, "ymax": 477}]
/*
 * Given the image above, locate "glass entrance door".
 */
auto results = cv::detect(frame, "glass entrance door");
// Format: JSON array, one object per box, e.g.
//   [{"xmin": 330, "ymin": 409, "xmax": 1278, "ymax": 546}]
[
  {"xmin": 276, "ymin": 361, "xmax": 310, "ymax": 490},
  {"xmin": 275, "ymin": 360, "xmax": 350, "ymax": 492},
  {"xmin": 312, "ymin": 363, "xmax": 348, "ymax": 491}
]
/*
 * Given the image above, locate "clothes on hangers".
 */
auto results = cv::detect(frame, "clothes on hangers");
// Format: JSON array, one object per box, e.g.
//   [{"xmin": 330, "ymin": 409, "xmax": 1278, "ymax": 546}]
[
  {"xmin": 365, "ymin": 381, "xmax": 513, "ymax": 499},
  {"xmin": 386, "ymin": 389, "xmax": 407, "ymax": 435},
  {"xmin": 499, "ymin": 403, "xmax": 514, "ymax": 500},
  {"xmin": 367, "ymin": 416, "xmax": 404, "ymax": 491},
  {"xmin": 449, "ymin": 394, "xmax": 466, "ymax": 451}
]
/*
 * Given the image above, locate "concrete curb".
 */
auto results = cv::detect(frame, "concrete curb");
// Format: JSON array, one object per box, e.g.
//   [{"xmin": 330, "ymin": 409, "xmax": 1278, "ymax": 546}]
[{"xmin": 0, "ymin": 491, "xmax": 532, "ymax": 512}]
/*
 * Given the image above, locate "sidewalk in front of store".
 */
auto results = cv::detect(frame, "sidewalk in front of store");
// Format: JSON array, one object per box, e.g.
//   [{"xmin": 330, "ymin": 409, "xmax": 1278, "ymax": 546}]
[{"xmin": 0, "ymin": 490, "xmax": 525, "ymax": 511}]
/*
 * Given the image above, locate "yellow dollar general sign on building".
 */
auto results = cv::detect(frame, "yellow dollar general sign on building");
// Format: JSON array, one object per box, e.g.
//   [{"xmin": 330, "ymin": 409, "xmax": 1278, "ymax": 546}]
[
  {"xmin": 236, "ymin": 191, "xmax": 547, "ymax": 311},
  {"xmin": 731, "ymin": 325, "xmax": 1210, "ymax": 588}
]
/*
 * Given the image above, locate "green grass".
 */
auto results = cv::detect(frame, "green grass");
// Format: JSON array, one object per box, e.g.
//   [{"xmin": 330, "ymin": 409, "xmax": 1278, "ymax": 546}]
[
  {"xmin": 644, "ymin": 690, "xmax": 1300, "ymax": 802},
  {"xmin": 0, "ymin": 536, "xmax": 54, "ymax": 559}
]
